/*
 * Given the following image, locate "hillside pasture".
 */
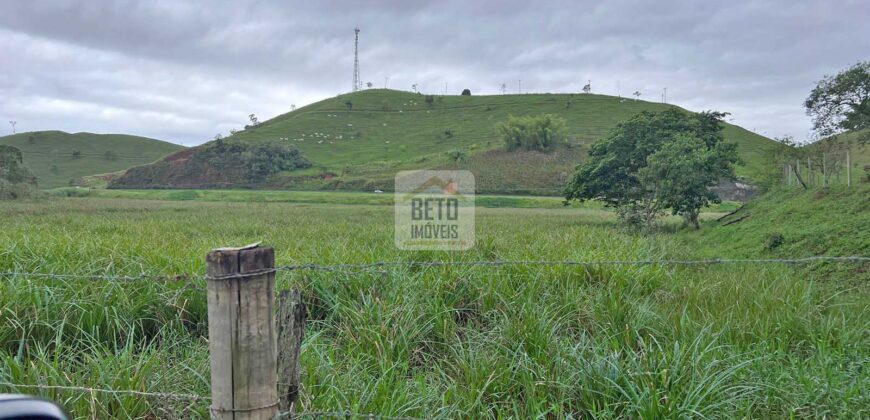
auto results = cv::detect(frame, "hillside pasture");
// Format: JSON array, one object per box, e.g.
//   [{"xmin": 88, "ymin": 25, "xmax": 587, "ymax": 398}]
[{"xmin": 112, "ymin": 90, "xmax": 784, "ymax": 192}]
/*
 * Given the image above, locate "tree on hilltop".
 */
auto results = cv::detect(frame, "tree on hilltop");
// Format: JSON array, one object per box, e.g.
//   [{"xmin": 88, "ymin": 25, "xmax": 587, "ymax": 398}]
[{"xmin": 805, "ymin": 61, "xmax": 869, "ymax": 143}]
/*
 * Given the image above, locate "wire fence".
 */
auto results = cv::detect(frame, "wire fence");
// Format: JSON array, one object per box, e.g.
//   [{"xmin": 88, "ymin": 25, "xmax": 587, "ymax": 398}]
[{"xmin": 1, "ymin": 255, "xmax": 868, "ymax": 282}]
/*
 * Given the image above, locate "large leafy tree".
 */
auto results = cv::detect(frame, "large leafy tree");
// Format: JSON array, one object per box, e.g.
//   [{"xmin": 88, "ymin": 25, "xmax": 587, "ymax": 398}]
[
  {"xmin": 0, "ymin": 145, "xmax": 36, "ymax": 185},
  {"xmin": 805, "ymin": 61, "xmax": 870, "ymax": 142},
  {"xmin": 563, "ymin": 108, "xmax": 739, "ymax": 229},
  {"xmin": 0, "ymin": 145, "xmax": 38, "ymax": 199}
]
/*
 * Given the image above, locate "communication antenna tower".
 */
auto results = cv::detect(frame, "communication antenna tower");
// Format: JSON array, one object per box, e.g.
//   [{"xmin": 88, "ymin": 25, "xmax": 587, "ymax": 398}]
[{"xmin": 352, "ymin": 27, "xmax": 361, "ymax": 92}]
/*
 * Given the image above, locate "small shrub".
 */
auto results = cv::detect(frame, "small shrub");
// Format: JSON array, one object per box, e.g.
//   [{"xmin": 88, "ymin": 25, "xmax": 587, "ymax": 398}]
[
  {"xmin": 445, "ymin": 149, "xmax": 468, "ymax": 162},
  {"xmin": 425, "ymin": 95, "xmax": 435, "ymax": 107},
  {"xmin": 616, "ymin": 203, "xmax": 662, "ymax": 232},
  {"xmin": 71, "ymin": 150, "xmax": 82, "ymax": 159},
  {"xmin": 764, "ymin": 233, "xmax": 785, "ymax": 251},
  {"xmin": 443, "ymin": 129, "xmax": 454, "ymax": 139}
]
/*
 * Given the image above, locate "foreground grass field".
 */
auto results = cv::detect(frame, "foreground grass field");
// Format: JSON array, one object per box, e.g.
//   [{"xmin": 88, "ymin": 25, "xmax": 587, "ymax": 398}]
[{"xmin": 1, "ymin": 197, "xmax": 868, "ymax": 418}]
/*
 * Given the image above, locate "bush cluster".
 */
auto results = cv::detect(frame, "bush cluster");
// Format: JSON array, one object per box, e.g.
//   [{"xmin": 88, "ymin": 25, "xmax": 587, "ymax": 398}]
[
  {"xmin": 498, "ymin": 114, "xmax": 566, "ymax": 152},
  {"xmin": 195, "ymin": 141, "xmax": 312, "ymax": 181}
]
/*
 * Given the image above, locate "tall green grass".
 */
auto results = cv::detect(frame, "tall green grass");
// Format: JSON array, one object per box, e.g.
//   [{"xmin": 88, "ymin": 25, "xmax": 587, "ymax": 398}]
[{"xmin": 0, "ymin": 198, "xmax": 867, "ymax": 418}]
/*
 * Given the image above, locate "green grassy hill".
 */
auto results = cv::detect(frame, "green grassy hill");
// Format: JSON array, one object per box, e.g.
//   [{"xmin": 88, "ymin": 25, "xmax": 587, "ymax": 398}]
[
  {"xmin": 680, "ymin": 185, "xmax": 870, "ymax": 282},
  {"xmin": 111, "ymin": 89, "xmax": 782, "ymax": 193},
  {"xmin": 0, "ymin": 131, "xmax": 184, "ymax": 188}
]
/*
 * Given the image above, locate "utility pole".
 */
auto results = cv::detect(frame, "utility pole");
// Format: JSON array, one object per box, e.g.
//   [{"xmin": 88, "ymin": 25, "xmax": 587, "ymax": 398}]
[
  {"xmin": 663, "ymin": 87, "xmax": 667, "ymax": 103},
  {"xmin": 518, "ymin": 79, "xmax": 522, "ymax": 94},
  {"xmin": 384, "ymin": 76, "xmax": 389, "ymax": 89},
  {"xmin": 445, "ymin": 82, "xmax": 448, "ymax": 95},
  {"xmin": 8, "ymin": 120, "xmax": 16, "ymax": 134}
]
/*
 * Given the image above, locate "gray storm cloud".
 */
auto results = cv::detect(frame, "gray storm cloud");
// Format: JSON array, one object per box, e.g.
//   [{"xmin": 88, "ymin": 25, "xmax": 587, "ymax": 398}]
[{"xmin": 1, "ymin": 0, "xmax": 868, "ymax": 145}]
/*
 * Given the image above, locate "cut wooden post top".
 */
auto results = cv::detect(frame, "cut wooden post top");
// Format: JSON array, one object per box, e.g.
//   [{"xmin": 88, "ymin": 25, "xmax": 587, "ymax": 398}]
[
  {"xmin": 212, "ymin": 242, "xmax": 263, "ymax": 252},
  {"xmin": 206, "ymin": 243, "xmax": 274, "ymax": 281}
]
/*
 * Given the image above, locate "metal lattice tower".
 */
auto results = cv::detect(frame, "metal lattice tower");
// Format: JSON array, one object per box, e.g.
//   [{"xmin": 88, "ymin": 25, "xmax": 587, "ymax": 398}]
[{"xmin": 352, "ymin": 27, "xmax": 361, "ymax": 92}]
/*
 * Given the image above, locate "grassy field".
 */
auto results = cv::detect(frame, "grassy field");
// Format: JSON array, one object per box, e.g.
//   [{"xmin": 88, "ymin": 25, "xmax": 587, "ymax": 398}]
[
  {"xmin": 111, "ymin": 90, "xmax": 783, "ymax": 192},
  {"xmin": 45, "ymin": 187, "xmax": 742, "ymax": 213},
  {"xmin": 1, "ymin": 194, "xmax": 867, "ymax": 418},
  {"xmin": 0, "ymin": 131, "xmax": 183, "ymax": 188}
]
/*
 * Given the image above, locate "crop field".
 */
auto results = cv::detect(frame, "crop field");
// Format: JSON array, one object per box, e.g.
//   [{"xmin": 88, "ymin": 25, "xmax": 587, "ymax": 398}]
[{"xmin": 1, "ymin": 196, "xmax": 868, "ymax": 418}]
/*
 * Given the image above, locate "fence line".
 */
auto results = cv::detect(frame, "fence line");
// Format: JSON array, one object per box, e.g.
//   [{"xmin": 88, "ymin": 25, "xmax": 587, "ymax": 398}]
[{"xmin": 2, "ymin": 255, "xmax": 869, "ymax": 283}]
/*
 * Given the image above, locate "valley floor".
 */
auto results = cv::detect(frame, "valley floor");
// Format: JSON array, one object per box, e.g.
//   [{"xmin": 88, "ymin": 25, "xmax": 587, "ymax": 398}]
[{"xmin": 0, "ymin": 195, "xmax": 867, "ymax": 418}]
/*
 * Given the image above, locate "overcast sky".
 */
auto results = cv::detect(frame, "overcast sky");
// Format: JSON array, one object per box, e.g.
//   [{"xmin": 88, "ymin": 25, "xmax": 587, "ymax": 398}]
[{"xmin": 2, "ymin": 0, "xmax": 868, "ymax": 146}]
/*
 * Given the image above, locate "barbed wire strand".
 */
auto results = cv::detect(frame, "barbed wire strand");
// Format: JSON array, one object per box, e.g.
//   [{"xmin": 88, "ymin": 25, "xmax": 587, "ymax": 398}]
[
  {"xmin": 0, "ymin": 381, "xmax": 207, "ymax": 402},
  {"xmin": 209, "ymin": 401, "xmax": 279, "ymax": 414},
  {"xmin": 276, "ymin": 411, "xmax": 427, "ymax": 420},
  {"xmin": 208, "ymin": 255, "xmax": 870, "ymax": 279},
  {"xmin": 0, "ymin": 272, "xmax": 199, "ymax": 282},
  {"xmin": 1, "ymin": 255, "xmax": 868, "ymax": 282}
]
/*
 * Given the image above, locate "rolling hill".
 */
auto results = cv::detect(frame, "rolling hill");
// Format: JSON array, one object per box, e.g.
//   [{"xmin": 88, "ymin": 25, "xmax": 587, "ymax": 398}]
[
  {"xmin": 110, "ymin": 89, "xmax": 783, "ymax": 193},
  {"xmin": 0, "ymin": 131, "xmax": 184, "ymax": 188}
]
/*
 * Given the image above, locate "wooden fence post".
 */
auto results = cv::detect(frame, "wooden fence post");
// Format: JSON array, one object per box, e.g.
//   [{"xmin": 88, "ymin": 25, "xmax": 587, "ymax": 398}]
[
  {"xmin": 277, "ymin": 289, "xmax": 307, "ymax": 412},
  {"xmin": 207, "ymin": 244, "xmax": 278, "ymax": 420},
  {"xmin": 846, "ymin": 149, "xmax": 852, "ymax": 187},
  {"xmin": 807, "ymin": 156, "xmax": 812, "ymax": 186},
  {"xmin": 823, "ymin": 153, "xmax": 828, "ymax": 186}
]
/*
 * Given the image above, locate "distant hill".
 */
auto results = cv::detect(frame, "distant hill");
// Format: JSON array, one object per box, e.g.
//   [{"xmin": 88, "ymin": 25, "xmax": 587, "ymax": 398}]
[
  {"xmin": 111, "ymin": 89, "xmax": 783, "ymax": 193},
  {"xmin": 0, "ymin": 131, "xmax": 184, "ymax": 188}
]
